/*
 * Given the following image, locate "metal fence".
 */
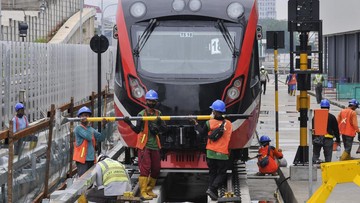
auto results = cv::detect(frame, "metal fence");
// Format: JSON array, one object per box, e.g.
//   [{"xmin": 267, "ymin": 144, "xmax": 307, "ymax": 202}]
[
  {"xmin": 0, "ymin": 41, "xmax": 116, "ymax": 130},
  {"xmin": 336, "ymin": 83, "xmax": 360, "ymax": 101}
]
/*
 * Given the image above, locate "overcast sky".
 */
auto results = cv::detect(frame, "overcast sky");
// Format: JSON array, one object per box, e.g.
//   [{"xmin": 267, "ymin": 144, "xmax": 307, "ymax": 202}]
[{"xmin": 85, "ymin": 0, "xmax": 289, "ymax": 21}]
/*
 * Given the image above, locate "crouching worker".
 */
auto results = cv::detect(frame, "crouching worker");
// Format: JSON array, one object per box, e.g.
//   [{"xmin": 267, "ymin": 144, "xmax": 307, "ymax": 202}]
[
  {"xmin": 257, "ymin": 135, "xmax": 283, "ymax": 176},
  {"xmin": 86, "ymin": 154, "xmax": 131, "ymax": 203}
]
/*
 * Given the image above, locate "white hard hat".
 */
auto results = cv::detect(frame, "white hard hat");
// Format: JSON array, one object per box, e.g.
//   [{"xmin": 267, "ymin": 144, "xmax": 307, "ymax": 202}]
[
  {"xmin": 97, "ymin": 154, "xmax": 109, "ymax": 162},
  {"xmin": 261, "ymin": 66, "xmax": 265, "ymax": 69}
]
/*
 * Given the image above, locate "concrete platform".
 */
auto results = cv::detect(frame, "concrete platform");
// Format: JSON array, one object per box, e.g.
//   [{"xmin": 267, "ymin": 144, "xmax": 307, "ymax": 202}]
[{"xmin": 258, "ymin": 75, "xmax": 360, "ymax": 203}]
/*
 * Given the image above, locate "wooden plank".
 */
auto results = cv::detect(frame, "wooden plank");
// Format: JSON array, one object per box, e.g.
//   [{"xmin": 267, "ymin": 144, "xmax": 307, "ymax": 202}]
[
  {"xmin": 0, "ymin": 130, "xmax": 8, "ymax": 140},
  {"xmin": 12, "ymin": 120, "xmax": 50, "ymax": 140}
]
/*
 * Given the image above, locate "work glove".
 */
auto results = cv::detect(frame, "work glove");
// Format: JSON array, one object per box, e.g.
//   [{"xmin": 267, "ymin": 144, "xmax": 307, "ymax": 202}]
[
  {"xmin": 156, "ymin": 116, "xmax": 162, "ymax": 125},
  {"xmin": 189, "ymin": 118, "xmax": 198, "ymax": 125},
  {"xmin": 101, "ymin": 118, "xmax": 108, "ymax": 128},
  {"xmin": 123, "ymin": 116, "xmax": 132, "ymax": 125}
]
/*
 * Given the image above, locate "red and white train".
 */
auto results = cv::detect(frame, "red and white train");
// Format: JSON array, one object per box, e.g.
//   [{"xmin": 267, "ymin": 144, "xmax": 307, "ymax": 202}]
[{"xmin": 114, "ymin": 0, "xmax": 261, "ymax": 169}]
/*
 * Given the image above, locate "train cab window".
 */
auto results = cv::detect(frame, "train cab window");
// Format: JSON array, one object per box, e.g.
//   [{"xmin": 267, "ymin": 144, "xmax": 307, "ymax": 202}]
[{"xmin": 131, "ymin": 23, "xmax": 243, "ymax": 79}]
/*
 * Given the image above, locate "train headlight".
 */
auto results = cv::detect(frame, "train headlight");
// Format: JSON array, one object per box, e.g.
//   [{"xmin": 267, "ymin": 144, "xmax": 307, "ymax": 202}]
[
  {"xmin": 227, "ymin": 87, "xmax": 240, "ymax": 99},
  {"xmin": 132, "ymin": 87, "xmax": 145, "ymax": 99},
  {"xmin": 172, "ymin": 0, "xmax": 186, "ymax": 12},
  {"xmin": 227, "ymin": 2, "xmax": 244, "ymax": 20},
  {"xmin": 130, "ymin": 2, "xmax": 147, "ymax": 18},
  {"xmin": 224, "ymin": 77, "xmax": 243, "ymax": 106},
  {"xmin": 129, "ymin": 76, "xmax": 146, "ymax": 101},
  {"xmin": 189, "ymin": 0, "xmax": 201, "ymax": 12}
]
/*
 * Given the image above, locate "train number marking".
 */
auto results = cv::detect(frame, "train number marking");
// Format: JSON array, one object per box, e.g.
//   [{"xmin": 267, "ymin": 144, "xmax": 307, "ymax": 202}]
[{"xmin": 209, "ymin": 38, "xmax": 221, "ymax": 54}]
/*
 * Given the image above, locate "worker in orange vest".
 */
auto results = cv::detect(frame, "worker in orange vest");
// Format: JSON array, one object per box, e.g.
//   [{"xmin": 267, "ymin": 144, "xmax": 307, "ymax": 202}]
[
  {"xmin": 73, "ymin": 106, "xmax": 108, "ymax": 177},
  {"xmin": 257, "ymin": 135, "xmax": 283, "ymax": 176},
  {"xmin": 337, "ymin": 99, "xmax": 360, "ymax": 160},
  {"xmin": 312, "ymin": 99, "xmax": 340, "ymax": 163},
  {"xmin": 124, "ymin": 89, "xmax": 167, "ymax": 200},
  {"xmin": 191, "ymin": 100, "xmax": 232, "ymax": 201}
]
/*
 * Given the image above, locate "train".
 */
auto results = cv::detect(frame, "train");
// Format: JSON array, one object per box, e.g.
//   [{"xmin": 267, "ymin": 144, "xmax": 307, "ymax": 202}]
[{"xmin": 114, "ymin": 0, "xmax": 261, "ymax": 169}]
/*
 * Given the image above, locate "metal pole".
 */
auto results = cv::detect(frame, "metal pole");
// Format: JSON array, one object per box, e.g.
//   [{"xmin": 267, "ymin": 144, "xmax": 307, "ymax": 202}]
[
  {"xmin": 97, "ymin": 52, "xmax": 102, "ymax": 132},
  {"xmin": 79, "ymin": 0, "xmax": 83, "ymax": 44},
  {"xmin": 0, "ymin": 0, "xmax": 2, "ymax": 40},
  {"xmin": 101, "ymin": 0, "xmax": 104, "ymax": 35},
  {"xmin": 308, "ymin": 109, "xmax": 313, "ymax": 198},
  {"xmin": 274, "ymin": 32, "xmax": 279, "ymax": 149},
  {"xmin": 299, "ymin": 32, "xmax": 310, "ymax": 163}
]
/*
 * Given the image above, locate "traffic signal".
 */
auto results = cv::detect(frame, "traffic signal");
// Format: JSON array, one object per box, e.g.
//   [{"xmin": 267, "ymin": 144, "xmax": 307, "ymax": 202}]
[
  {"xmin": 256, "ymin": 25, "xmax": 262, "ymax": 40},
  {"xmin": 18, "ymin": 22, "xmax": 28, "ymax": 38},
  {"xmin": 113, "ymin": 25, "xmax": 118, "ymax": 39}
]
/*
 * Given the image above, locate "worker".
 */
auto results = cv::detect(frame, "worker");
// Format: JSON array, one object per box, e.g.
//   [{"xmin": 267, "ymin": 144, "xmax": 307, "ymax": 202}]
[
  {"xmin": 191, "ymin": 100, "xmax": 232, "ymax": 201},
  {"xmin": 312, "ymin": 99, "xmax": 340, "ymax": 163},
  {"xmin": 337, "ymin": 99, "xmax": 360, "ymax": 160},
  {"xmin": 256, "ymin": 135, "xmax": 283, "ymax": 176},
  {"xmin": 12, "ymin": 103, "xmax": 38, "ymax": 156},
  {"xmin": 73, "ymin": 106, "xmax": 108, "ymax": 177},
  {"xmin": 260, "ymin": 66, "xmax": 270, "ymax": 95},
  {"xmin": 123, "ymin": 89, "xmax": 167, "ymax": 200},
  {"xmin": 313, "ymin": 73, "xmax": 324, "ymax": 104},
  {"xmin": 286, "ymin": 73, "xmax": 297, "ymax": 96},
  {"xmin": 86, "ymin": 154, "xmax": 131, "ymax": 203}
]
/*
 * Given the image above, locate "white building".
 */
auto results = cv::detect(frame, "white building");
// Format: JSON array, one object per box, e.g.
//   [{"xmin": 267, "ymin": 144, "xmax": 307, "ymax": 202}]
[{"xmin": 258, "ymin": 0, "xmax": 276, "ymax": 19}]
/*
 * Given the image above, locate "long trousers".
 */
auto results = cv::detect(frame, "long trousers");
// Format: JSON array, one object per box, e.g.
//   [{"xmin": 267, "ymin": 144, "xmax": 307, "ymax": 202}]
[
  {"xmin": 313, "ymin": 137, "xmax": 333, "ymax": 162},
  {"xmin": 206, "ymin": 158, "xmax": 229, "ymax": 191},
  {"xmin": 315, "ymin": 84, "xmax": 323, "ymax": 104},
  {"xmin": 138, "ymin": 148, "xmax": 160, "ymax": 178},
  {"xmin": 342, "ymin": 135, "xmax": 354, "ymax": 154}
]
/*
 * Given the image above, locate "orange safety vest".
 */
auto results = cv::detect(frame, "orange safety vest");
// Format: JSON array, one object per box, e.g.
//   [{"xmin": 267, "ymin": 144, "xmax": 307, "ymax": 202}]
[
  {"xmin": 73, "ymin": 125, "xmax": 97, "ymax": 164},
  {"xmin": 136, "ymin": 110, "xmax": 162, "ymax": 150},
  {"xmin": 338, "ymin": 108, "xmax": 358, "ymax": 137},
  {"xmin": 206, "ymin": 119, "xmax": 232, "ymax": 155},
  {"xmin": 258, "ymin": 145, "xmax": 283, "ymax": 174},
  {"xmin": 288, "ymin": 74, "xmax": 297, "ymax": 85}
]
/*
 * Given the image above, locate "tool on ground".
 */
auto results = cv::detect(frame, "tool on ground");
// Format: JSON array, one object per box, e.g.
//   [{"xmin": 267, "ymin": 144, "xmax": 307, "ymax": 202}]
[{"xmin": 61, "ymin": 114, "xmax": 251, "ymax": 124}]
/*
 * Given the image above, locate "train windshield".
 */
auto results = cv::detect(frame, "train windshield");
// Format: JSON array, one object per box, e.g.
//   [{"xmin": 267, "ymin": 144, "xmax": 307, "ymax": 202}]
[{"xmin": 131, "ymin": 24, "xmax": 243, "ymax": 79}]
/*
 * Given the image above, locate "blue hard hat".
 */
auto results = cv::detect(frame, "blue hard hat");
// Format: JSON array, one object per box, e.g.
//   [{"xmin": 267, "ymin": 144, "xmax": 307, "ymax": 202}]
[
  {"xmin": 320, "ymin": 99, "xmax": 330, "ymax": 108},
  {"xmin": 77, "ymin": 106, "xmax": 92, "ymax": 117},
  {"xmin": 15, "ymin": 103, "xmax": 24, "ymax": 111},
  {"xmin": 260, "ymin": 135, "xmax": 271, "ymax": 143},
  {"xmin": 349, "ymin": 99, "xmax": 359, "ymax": 108},
  {"xmin": 145, "ymin": 89, "xmax": 158, "ymax": 100},
  {"xmin": 209, "ymin": 100, "xmax": 226, "ymax": 113}
]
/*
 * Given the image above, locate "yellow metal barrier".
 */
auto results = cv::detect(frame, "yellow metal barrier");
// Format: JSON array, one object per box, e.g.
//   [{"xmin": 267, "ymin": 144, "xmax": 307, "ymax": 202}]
[{"xmin": 307, "ymin": 160, "xmax": 360, "ymax": 203}]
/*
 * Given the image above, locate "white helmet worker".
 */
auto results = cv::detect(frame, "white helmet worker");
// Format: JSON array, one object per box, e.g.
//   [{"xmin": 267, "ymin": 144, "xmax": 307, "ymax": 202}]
[{"xmin": 97, "ymin": 154, "xmax": 109, "ymax": 162}]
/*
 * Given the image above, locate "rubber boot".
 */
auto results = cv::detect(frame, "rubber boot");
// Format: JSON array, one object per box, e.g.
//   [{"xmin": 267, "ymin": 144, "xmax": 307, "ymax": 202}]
[
  {"xmin": 147, "ymin": 177, "xmax": 158, "ymax": 198},
  {"xmin": 138, "ymin": 176, "xmax": 153, "ymax": 200},
  {"xmin": 77, "ymin": 194, "xmax": 88, "ymax": 203},
  {"xmin": 340, "ymin": 151, "xmax": 350, "ymax": 161},
  {"xmin": 29, "ymin": 141, "xmax": 37, "ymax": 150}
]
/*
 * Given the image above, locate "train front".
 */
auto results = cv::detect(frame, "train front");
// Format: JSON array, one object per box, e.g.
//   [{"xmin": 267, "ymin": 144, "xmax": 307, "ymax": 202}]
[{"xmin": 115, "ymin": 0, "xmax": 261, "ymax": 168}]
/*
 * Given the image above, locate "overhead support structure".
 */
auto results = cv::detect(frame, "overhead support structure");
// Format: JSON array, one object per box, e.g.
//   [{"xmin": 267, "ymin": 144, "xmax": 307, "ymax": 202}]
[{"xmin": 288, "ymin": 0, "xmax": 323, "ymax": 165}]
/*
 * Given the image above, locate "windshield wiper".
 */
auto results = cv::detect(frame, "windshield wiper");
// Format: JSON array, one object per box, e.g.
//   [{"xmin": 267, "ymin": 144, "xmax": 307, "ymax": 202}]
[
  {"xmin": 216, "ymin": 20, "xmax": 239, "ymax": 57},
  {"xmin": 133, "ymin": 19, "xmax": 158, "ymax": 57}
]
